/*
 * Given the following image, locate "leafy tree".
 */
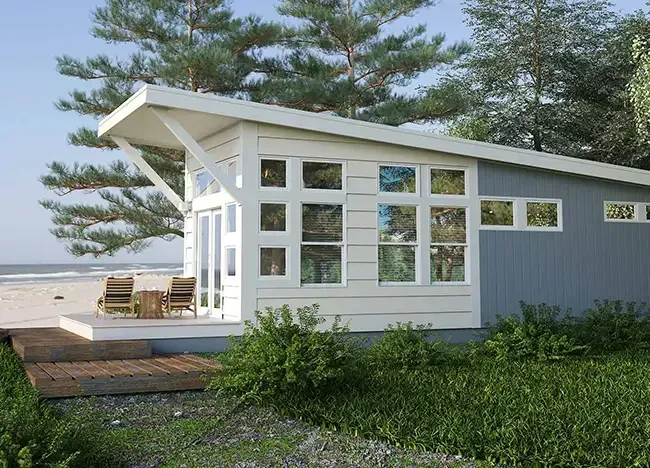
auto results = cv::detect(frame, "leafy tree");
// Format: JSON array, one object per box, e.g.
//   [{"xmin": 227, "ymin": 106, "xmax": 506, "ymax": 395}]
[
  {"xmin": 447, "ymin": 0, "xmax": 650, "ymax": 167},
  {"xmin": 253, "ymin": 0, "xmax": 470, "ymax": 125},
  {"xmin": 41, "ymin": 0, "xmax": 283, "ymax": 257},
  {"xmin": 630, "ymin": 9, "xmax": 650, "ymax": 146}
]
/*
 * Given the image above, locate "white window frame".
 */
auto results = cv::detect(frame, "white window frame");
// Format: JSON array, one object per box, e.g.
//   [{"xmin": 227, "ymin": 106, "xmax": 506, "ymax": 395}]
[
  {"xmin": 259, "ymin": 201, "xmax": 289, "ymax": 234},
  {"xmin": 377, "ymin": 203, "xmax": 419, "ymax": 286},
  {"xmin": 259, "ymin": 246, "xmax": 289, "ymax": 279},
  {"xmin": 429, "ymin": 165, "xmax": 469, "ymax": 198},
  {"xmin": 301, "ymin": 159, "xmax": 346, "ymax": 192},
  {"xmin": 429, "ymin": 205, "xmax": 469, "ymax": 285},
  {"xmin": 225, "ymin": 203, "xmax": 237, "ymax": 233},
  {"xmin": 378, "ymin": 164, "xmax": 419, "ymax": 196},
  {"xmin": 523, "ymin": 198, "xmax": 563, "ymax": 231},
  {"xmin": 259, "ymin": 156, "xmax": 289, "ymax": 191},
  {"xmin": 604, "ymin": 201, "xmax": 642, "ymax": 223},
  {"xmin": 299, "ymin": 201, "xmax": 347, "ymax": 287},
  {"xmin": 479, "ymin": 197, "xmax": 518, "ymax": 231}
]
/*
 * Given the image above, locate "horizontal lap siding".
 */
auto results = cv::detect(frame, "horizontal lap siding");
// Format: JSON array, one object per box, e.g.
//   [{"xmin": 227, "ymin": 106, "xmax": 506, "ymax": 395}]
[
  {"xmin": 479, "ymin": 161, "xmax": 650, "ymax": 325},
  {"xmin": 254, "ymin": 127, "xmax": 476, "ymax": 331}
]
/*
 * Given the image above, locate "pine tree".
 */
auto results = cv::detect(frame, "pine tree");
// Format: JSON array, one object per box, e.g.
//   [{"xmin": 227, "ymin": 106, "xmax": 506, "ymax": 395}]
[
  {"xmin": 41, "ymin": 0, "xmax": 283, "ymax": 257},
  {"xmin": 251, "ymin": 0, "xmax": 470, "ymax": 125}
]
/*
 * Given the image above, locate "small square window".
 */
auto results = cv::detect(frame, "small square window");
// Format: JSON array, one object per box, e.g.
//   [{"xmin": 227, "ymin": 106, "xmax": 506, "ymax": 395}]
[
  {"xmin": 481, "ymin": 200, "xmax": 514, "ymax": 226},
  {"xmin": 226, "ymin": 248, "xmax": 236, "ymax": 276},
  {"xmin": 378, "ymin": 205, "xmax": 417, "ymax": 242},
  {"xmin": 302, "ymin": 204, "xmax": 343, "ymax": 242},
  {"xmin": 379, "ymin": 165, "xmax": 416, "ymax": 193},
  {"xmin": 261, "ymin": 159, "xmax": 287, "ymax": 188},
  {"xmin": 431, "ymin": 207, "xmax": 466, "ymax": 243},
  {"xmin": 260, "ymin": 247, "xmax": 287, "ymax": 276},
  {"xmin": 226, "ymin": 204, "xmax": 236, "ymax": 233},
  {"xmin": 302, "ymin": 161, "xmax": 343, "ymax": 190},
  {"xmin": 431, "ymin": 168, "xmax": 465, "ymax": 195},
  {"xmin": 378, "ymin": 245, "xmax": 416, "ymax": 283},
  {"xmin": 260, "ymin": 203, "xmax": 287, "ymax": 232},
  {"xmin": 605, "ymin": 203, "xmax": 636, "ymax": 220},
  {"xmin": 646, "ymin": 205, "xmax": 650, "ymax": 221},
  {"xmin": 526, "ymin": 201, "xmax": 559, "ymax": 228}
]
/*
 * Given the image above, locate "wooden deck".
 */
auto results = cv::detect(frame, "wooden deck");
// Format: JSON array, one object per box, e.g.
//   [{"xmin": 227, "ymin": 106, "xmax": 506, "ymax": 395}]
[{"xmin": 9, "ymin": 328, "xmax": 220, "ymax": 398}]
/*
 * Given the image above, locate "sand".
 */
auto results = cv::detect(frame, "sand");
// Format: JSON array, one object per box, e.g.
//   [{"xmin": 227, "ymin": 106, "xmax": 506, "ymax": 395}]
[{"xmin": 0, "ymin": 275, "xmax": 170, "ymax": 329}]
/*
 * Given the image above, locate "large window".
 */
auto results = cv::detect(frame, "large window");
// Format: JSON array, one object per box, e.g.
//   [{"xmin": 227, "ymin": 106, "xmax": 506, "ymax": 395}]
[
  {"xmin": 480, "ymin": 198, "xmax": 562, "ymax": 231},
  {"xmin": 379, "ymin": 165, "xmax": 417, "ymax": 194},
  {"xmin": 378, "ymin": 204, "xmax": 417, "ymax": 283},
  {"xmin": 430, "ymin": 207, "xmax": 467, "ymax": 283},
  {"xmin": 302, "ymin": 161, "xmax": 343, "ymax": 190},
  {"xmin": 301, "ymin": 204, "xmax": 344, "ymax": 285}
]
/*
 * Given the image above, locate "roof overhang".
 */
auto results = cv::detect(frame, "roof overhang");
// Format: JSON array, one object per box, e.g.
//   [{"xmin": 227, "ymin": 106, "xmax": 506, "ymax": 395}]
[{"xmin": 99, "ymin": 84, "xmax": 650, "ymax": 187}]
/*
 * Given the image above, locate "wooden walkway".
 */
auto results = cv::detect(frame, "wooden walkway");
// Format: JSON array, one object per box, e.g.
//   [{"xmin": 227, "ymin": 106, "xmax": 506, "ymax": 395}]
[{"xmin": 9, "ymin": 328, "xmax": 220, "ymax": 398}]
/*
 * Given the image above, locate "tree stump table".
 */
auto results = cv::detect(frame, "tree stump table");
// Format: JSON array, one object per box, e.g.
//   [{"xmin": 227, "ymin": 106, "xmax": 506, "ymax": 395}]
[{"xmin": 138, "ymin": 291, "xmax": 165, "ymax": 319}]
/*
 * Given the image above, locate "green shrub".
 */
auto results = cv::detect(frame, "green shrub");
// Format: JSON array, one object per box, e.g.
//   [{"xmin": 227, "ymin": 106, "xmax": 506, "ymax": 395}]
[
  {"xmin": 367, "ymin": 322, "xmax": 459, "ymax": 370},
  {"xmin": 570, "ymin": 300, "xmax": 650, "ymax": 353},
  {"xmin": 481, "ymin": 302, "xmax": 585, "ymax": 361},
  {"xmin": 209, "ymin": 304, "xmax": 363, "ymax": 402},
  {"xmin": 0, "ymin": 345, "xmax": 117, "ymax": 467}
]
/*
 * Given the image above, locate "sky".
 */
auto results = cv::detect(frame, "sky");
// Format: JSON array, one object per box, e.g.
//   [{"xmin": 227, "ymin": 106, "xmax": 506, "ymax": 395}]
[{"xmin": 0, "ymin": 0, "xmax": 646, "ymax": 265}]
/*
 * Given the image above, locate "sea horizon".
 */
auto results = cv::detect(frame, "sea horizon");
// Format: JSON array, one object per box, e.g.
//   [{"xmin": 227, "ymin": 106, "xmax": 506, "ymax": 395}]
[{"xmin": 0, "ymin": 262, "xmax": 183, "ymax": 285}]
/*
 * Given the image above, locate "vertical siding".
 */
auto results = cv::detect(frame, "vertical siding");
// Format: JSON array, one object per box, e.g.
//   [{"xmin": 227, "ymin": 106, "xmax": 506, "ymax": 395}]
[{"xmin": 479, "ymin": 161, "xmax": 650, "ymax": 325}]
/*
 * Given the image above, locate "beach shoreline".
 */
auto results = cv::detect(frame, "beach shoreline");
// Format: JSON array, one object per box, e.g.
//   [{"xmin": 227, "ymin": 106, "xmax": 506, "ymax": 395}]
[{"xmin": 0, "ymin": 274, "xmax": 170, "ymax": 329}]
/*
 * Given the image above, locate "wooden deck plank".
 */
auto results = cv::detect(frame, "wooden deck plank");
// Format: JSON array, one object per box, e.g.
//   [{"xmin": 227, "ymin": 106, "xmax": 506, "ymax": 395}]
[
  {"xmin": 74, "ymin": 361, "xmax": 113, "ymax": 379},
  {"xmin": 177, "ymin": 354, "xmax": 220, "ymax": 369},
  {"xmin": 147, "ymin": 358, "xmax": 188, "ymax": 375},
  {"xmin": 123, "ymin": 359, "xmax": 170, "ymax": 376},
  {"xmin": 101, "ymin": 360, "xmax": 136, "ymax": 377},
  {"xmin": 111, "ymin": 360, "xmax": 152, "ymax": 376},
  {"xmin": 24, "ymin": 363, "xmax": 53, "ymax": 386},
  {"xmin": 153, "ymin": 356, "xmax": 202, "ymax": 374},
  {"xmin": 36, "ymin": 362, "xmax": 73, "ymax": 381},
  {"xmin": 56, "ymin": 362, "xmax": 92, "ymax": 380}
]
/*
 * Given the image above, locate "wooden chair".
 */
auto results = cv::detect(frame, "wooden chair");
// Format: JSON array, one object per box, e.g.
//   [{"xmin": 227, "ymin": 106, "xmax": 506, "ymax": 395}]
[
  {"xmin": 162, "ymin": 277, "xmax": 197, "ymax": 318},
  {"xmin": 96, "ymin": 277, "xmax": 136, "ymax": 318}
]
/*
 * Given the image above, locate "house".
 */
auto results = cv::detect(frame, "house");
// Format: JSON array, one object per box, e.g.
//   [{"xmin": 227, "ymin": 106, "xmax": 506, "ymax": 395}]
[{"xmin": 59, "ymin": 84, "xmax": 650, "ymax": 351}]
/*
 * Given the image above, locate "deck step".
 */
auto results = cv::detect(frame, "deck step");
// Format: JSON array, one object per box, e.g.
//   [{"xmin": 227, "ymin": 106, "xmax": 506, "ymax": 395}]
[
  {"xmin": 24, "ymin": 355, "xmax": 220, "ymax": 398},
  {"xmin": 10, "ymin": 328, "xmax": 152, "ymax": 362}
]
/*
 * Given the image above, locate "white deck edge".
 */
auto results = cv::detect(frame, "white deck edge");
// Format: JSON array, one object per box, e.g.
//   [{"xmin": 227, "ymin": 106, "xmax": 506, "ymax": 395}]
[
  {"xmin": 59, "ymin": 314, "xmax": 245, "ymax": 341},
  {"xmin": 98, "ymin": 84, "xmax": 650, "ymax": 187}
]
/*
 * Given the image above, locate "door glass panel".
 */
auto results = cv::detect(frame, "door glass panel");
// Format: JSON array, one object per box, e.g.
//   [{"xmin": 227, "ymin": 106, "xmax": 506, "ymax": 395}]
[
  {"xmin": 213, "ymin": 213, "xmax": 222, "ymax": 310},
  {"xmin": 198, "ymin": 215, "xmax": 210, "ymax": 312}
]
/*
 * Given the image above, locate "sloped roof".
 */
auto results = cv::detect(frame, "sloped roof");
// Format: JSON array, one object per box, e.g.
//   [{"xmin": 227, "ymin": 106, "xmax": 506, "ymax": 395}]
[{"xmin": 99, "ymin": 84, "xmax": 650, "ymax": 187}]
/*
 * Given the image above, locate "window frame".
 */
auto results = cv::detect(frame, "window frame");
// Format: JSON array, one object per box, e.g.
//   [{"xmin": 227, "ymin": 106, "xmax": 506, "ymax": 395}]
[
  {"xmin": 259, "ymin": 156, "xmax": 289, "ymax": 191},
  {"xmin": 377, "ymin": 164, "xmax": 419, "ymax": 196},
  {"xmin": 523, "ymin": 198, "xmax": 563, "ymax": 231},
  {"xmin": 225, "ymin": 247, "xmax": 237, "ymax": 277},
  {"xmin": 259, "ymin": 201, "xmax": 289, "ymax": 235},
  {"xmin": 604, "ymin": 201, "xmax": 641, "ymax": 223},
  {"xmin": 300, "ymin": 159, "xmax": 346, "ymax": 192},
  {"xmin": 299, "ymin": 201, "xmax": 347, "ymax": 287},
  {"xmin": 429, "ymin": 165, "xmax": 469, "ymax": 198},
  {"xmin": 259, "ymin": 246, "xmax": 289, "ymax": 279},
  {"xmin": 225, "ymin": 203, "xmax": 237, "ymax": 233},
  {"xmin": 429, "ymin": 205, "xmax": 469, "ymax": 285},
  {"xmin": 479, "ymin": 197, "xmax": 518, "ymax": 231},
  {"xmin": 377, "ymin": 202, "xmax": 419, "ymax": 286}
]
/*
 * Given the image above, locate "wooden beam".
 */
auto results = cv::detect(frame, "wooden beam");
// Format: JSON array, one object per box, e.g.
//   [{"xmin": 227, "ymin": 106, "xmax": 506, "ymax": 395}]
[
  {"xmin": 149, "ymin": 107, "xmax": 243, "ymax": 203},
  {"xmin": 111, "ymin": 136, "xmax": 188, "ymax": 212}
]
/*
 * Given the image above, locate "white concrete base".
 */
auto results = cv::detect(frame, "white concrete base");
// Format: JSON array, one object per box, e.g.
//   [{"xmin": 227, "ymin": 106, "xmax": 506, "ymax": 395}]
[{"xmin": 59, "ymin": 313, "xmax": 245, "ymax": 341}]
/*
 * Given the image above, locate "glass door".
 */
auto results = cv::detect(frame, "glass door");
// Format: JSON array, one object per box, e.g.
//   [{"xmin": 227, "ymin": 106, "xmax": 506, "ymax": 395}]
[{"xmin": 196, "ymin": 209, "xmax": 222, "ymax": 316}]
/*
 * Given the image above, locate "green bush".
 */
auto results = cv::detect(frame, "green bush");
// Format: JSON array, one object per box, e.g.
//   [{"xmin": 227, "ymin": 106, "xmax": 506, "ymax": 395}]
[
  {"xmin": 570, "ymin": 300, "xmax": 650, "ymax": 353},
  {"xmin": 0, "ymin": 345, "xmax": 117, "ymax": 467},
  {"xmin": 481, "ymin": 302, "xmax": 585, "ymax": 361},
  {"xmin": 367, "ymin": 322, "xmax": 460, "ymax": 370},
  {"xmin": 209, "ymin": 304, "xmax": 363, "ymax": 402}
]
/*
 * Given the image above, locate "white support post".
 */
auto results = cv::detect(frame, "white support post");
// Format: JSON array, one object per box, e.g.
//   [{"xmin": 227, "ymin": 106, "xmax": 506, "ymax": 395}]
[
  {"xmin": 149, "ymin": 107, "xmax": 244, "ymax": 204},
  {"xmin": 111, "ymin": 136, "xmax": 188, "ymax": 212}
]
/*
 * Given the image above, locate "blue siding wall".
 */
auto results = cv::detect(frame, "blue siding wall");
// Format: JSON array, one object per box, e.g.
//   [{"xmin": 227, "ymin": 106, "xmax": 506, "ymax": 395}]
[{"xmin": 478, "ymin": 161, "xmax": 650, "ymax": 325}]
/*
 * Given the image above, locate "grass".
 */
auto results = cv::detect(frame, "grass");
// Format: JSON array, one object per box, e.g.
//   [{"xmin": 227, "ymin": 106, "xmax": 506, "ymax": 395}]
[
  {"xmin": 51, "ymin": 391, "xmax": 480, "ymax": 467},
  {"xmin": 272, "ymin": 352, "xmax": 650, "ymax": 467}
]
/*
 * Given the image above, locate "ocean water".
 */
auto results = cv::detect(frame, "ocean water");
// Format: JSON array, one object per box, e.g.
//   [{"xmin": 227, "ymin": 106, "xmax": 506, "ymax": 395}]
[{"xmin": 0, "ymin": 263, "xmax": 183, "ymax": 285}]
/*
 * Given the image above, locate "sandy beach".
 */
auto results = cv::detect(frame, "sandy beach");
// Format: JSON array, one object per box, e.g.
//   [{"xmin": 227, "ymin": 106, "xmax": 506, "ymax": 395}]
[{"xmin": 0, "ymin": 275, "xmax": 170, "ymax": 329}]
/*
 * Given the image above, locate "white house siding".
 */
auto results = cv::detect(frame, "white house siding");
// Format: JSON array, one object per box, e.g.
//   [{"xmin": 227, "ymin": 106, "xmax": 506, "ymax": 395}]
[{"xmin": 253, "ymin": 124, "xmax": 480, "ymax": 332}]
